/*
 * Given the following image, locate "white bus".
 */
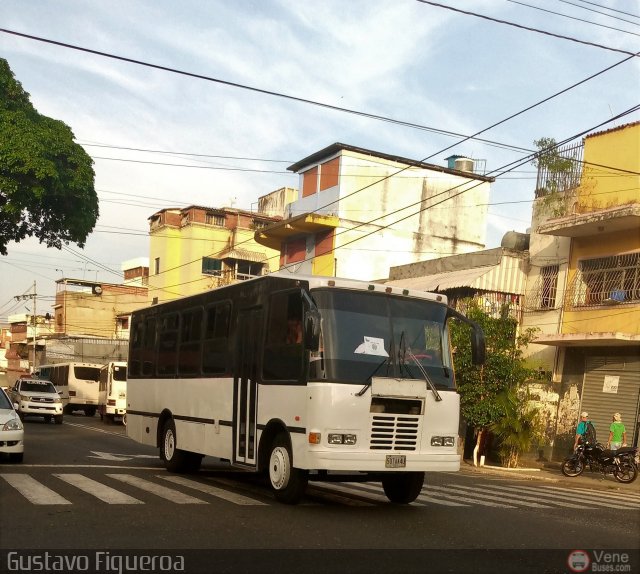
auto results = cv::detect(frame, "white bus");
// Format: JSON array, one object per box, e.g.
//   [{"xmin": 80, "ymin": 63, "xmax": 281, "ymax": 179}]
[
  {"xmin": 98, "ymin": 361, "xmax": 127, "ymax": 424},
  {"xmin": 126, "ymin": 273, "xmax": 485, "ymax": 504},
  {"xmin": 35, "ymin": 362, "xmax": 103, "ymax": 417}
]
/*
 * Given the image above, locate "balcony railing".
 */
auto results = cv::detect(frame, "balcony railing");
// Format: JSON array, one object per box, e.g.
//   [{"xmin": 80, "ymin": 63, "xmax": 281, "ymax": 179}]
[
  {"xmin": 565, "ymin": 253, "xmax": 640, "ymax": 308},
  {"xmin": 535, "ymin": 142, "xmax": 584, "ymax": 199}
]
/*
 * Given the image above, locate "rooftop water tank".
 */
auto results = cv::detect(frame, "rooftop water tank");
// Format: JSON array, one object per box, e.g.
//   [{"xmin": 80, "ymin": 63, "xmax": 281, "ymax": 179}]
[{"xmin": 501, "ymin": 231, "xmax": 530, "ymax": 251}]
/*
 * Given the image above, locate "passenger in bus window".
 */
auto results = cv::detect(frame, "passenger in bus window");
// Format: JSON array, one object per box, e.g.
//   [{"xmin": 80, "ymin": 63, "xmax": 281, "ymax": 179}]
[{"xmin": 286, "ymin": 317, "xmax": 303, "ymax": 344}]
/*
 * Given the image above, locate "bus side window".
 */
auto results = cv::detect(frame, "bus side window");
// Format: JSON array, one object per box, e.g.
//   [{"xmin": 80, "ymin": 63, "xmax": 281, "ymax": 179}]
[
  {"xmin": 142, "ymin": 317, "xmax": 157, "ymax": 377},
  {"xmin": 263, "ymin": 291, "xmax": 303, "ymax": 382},
  {"xmin": 157, "ymin": 313, "xmax": 179, "ymax": 376},
  {"xmin": 129, "ymin": 320, "xmax": 145, "ymax": 377},
  {"xmin": 179, "ymin": 307, "xmax": 203, "ymax": 376},
  {"xmin": 202, "ymin": 302, "xmax": 231, "ymax": 375}
]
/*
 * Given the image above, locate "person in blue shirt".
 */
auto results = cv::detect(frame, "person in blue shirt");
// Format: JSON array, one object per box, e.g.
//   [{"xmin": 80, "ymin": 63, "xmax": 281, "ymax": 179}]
[{"xmin": 573, "ymin": 411, "xmax": 595, "ymax": 450}]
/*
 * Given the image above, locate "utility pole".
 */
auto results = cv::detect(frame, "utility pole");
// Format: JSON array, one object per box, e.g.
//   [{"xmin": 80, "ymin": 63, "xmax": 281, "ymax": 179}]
[{"xmin": 14, "ymin": 281, "xmax": 37, "ymax": 372}]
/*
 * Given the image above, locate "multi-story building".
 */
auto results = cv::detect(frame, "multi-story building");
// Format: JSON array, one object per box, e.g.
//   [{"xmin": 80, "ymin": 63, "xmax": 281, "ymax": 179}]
[
  {"xmin": 147, "ymin": 205, "xmax": 282, "ymax": 305},
  {"xmin": 529, "ymin": 122, "xmax": 640, "ymax": 456},
  {"xmin": 254, "ymin": 143, "xmax": 494, "ymax": 280}
]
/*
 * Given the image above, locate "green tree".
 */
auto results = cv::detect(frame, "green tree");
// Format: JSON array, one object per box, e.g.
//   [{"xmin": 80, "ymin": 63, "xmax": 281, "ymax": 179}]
[
  {"xmin": 0, "ymin": 58, "xmax": 98, "ymax": 256},
  {"xmin": 532, "ymin": 137, "xmax": 574, "ymax": 217},
  {"xmin": 451, "ymin": 301, "xmax": 539, "ymax": 466}
]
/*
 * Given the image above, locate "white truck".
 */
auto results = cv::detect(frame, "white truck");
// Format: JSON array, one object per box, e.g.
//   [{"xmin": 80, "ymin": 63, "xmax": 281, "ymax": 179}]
[{"xmin": 98, "ymin": 361, "xmax": 127, "ymax": 424}]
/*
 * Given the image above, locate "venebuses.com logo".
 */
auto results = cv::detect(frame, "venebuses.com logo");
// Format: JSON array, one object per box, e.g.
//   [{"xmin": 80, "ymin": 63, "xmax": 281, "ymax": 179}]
[{"xmin": 567, "ymin": 549, "xmax": 632, "ymax": 573}]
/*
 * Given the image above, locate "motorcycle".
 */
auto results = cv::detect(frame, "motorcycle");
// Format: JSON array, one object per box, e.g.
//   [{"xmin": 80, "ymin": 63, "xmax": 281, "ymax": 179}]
[{"xmin": 561, "ymin": 442, "xmax": 638, "ymax": 483}]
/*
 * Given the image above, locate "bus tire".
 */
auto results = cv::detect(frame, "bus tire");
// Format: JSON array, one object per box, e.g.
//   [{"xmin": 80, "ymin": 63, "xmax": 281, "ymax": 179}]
[
  {"xmin": 54, "ymin": 415, "xmax": 63, "ymax": 425},
  {"xmin": 382, "ymin": 472, "xmax": 425, "ymax": 504},
  {"xmin": 268, "ymin": 433, "xmax": 307, "ymax": 504},
  {"xmin": 161, "ymin": 419, "xmax": 190, "ymax": 473}
]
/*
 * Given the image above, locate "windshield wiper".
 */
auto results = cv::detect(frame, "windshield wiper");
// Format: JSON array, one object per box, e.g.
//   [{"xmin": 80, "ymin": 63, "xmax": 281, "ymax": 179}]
[
  {"xmin": 356, "ymin": 355, "xmax": 391, "ymax": 397},
  {"xmin": 405, "ymin": 347, "xmax": 442, "ymax": 402}
]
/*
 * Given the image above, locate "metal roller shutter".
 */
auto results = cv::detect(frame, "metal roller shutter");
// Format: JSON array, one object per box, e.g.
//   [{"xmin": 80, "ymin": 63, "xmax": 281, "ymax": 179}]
[{"xmin": 580, "ymin": 354, "xmax": 640, "ymax": 447}]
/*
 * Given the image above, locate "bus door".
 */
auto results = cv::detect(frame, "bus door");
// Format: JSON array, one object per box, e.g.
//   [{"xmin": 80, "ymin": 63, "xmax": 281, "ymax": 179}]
[{"xmin": 233, "ymin": 307, "xmax": 261, "ymax": 467}]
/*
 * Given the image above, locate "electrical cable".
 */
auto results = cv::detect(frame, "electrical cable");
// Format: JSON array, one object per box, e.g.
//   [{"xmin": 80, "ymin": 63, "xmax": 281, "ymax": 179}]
[
  {"xmin": 505, "ymin": 0, "xmax": 640, "ymax": 36},
  {"xmin": 415, "ymin": 1, "xmax": 639, "ymax": 56},
  {"xmin": 557, "ymin": 0, "xmax": 640, "ymax": 26},
  {"xmin": 0, "ymin": 27, "xmax": 532, "ymax": 154}
]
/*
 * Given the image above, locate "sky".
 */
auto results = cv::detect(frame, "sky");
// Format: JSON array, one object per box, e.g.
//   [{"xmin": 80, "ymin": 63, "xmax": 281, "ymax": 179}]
[{"xmin": 1, "ymin": 0, "xmax": 638, "ymax": 322}]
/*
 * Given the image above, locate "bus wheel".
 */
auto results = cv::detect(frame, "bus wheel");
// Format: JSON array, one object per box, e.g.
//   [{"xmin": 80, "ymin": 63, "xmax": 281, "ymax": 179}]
[
  {"xmin": 268, "ymin": 433, "xmax": 307, "ymax": 504},
  {"xmin": 382, "ymin": 472, "xmax": 425, "ymax": 504},
  {"xmin": 161, "ymin": 419, "xmax": 190, "ymax": 473},
  {"xmin": 54, "ymin": 415, "xmax": 63, "ymax": 425}
]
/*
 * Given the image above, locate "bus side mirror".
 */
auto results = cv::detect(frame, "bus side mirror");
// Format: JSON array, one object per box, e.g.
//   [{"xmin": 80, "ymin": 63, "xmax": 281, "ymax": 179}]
[
  {"xmin": 304, "ymin": 309, "xmax": 321, "ymax": 351},
  {"xmin": 470, "ymin": 325, "xmax": 485, "ymax": 365},
  {"xmin": 446, "ymin": 307, "xmax": 486, "ymax": 366}
]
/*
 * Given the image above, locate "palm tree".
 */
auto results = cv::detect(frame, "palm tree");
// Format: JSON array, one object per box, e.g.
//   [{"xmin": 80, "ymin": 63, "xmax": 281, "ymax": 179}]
[{"xmin": 490, "ymin": 384, "xmax": 541, "ymax": 468}]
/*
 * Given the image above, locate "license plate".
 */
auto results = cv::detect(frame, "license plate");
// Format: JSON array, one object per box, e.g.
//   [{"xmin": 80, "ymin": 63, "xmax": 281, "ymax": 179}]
[{"xmin": 385, "ymin": 455, "xmax": 406, "ymax": 468}]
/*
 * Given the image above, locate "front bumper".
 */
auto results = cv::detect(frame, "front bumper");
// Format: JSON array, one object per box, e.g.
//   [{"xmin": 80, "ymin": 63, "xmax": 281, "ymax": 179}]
[
  {"xmin": 19, "ymin": 402, "xmax": 63, "ymax": 416},
  {"xmin": 0, "ymin": 430, "xmax": 24, "ymax": 453},
  {"xmin": 304, "ymin": 450, "xmax": 461, "ymax": 472}
]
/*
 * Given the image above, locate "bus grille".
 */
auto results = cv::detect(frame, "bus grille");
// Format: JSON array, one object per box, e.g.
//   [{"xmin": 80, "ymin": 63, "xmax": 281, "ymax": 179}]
[{"xmin": 370, "ymin": 415, "xmax": 420, "ymax": 451}]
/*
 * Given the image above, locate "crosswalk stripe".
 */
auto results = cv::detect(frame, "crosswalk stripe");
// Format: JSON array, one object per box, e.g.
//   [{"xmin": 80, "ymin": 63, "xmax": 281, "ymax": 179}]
[
  {"xmin": 506, "ymin": 484, "xmax": 638, "ymax": 510},
  {"xmin": 160, "ymin": 475, "xmax": 267, "ymax": 506},
  {"xmin": 54, "ymin": 474, "xmax": 143, "ymax": 504},
  {"xmin": 542, "ymin": 483, "xmax": 640, "ymax": 502},
  {"xmin": 106, "ymin": 474, "xmax": 208, "ymax": 504},
  {"xmin": 474, "ymin": 483, "xmax": 587, "ymax": 509},
  {"xmin": 341, "ymin": 481, "xmax": 469, "ymax": 507},
  {"xmin": 425, "ymin": 485, "xmax": 516, "ymax": 508},
  {"xmin": 442, "ymin": 484, "xmax": 551, "ymax": 508},
  {"xmin": 1, "ymin": 474, "xmax": 71, "ymax": 505}
]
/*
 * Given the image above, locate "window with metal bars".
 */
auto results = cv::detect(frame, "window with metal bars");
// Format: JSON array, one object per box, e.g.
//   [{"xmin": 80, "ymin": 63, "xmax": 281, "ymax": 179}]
[
  {"xmin": 567, "ymin": 253, "xmax": 640, "ymax": 307},
  {"xmin": 540, "ymin": 265, "xmax": 559, "ymax": 309}
]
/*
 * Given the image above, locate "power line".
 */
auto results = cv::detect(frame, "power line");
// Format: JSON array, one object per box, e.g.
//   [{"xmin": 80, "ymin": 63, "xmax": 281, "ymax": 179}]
[
  {"xmin": 80, "ymin": 142, "xmax": 293, "ymax": 163},
  {"xmin": 148, "ymin": 105, "xmax": 640, "ymax": 296},
  {"xmin": 569, "ymin": 0, "xmax": 640, "ymax": 20},
  {"xmin": 0, "ymin": 27, "xmax": 531, "ymax": 154},
  {"xmin": 414, "ymin": 1, "xmax": 639, "ymax": 56},
  {"xmin": 557, "ymin": 0, "xmax": 640, "ymax": 26},
  {"xmin": 506, "ymin": 0, "xmax": 640, "ymax": 37},
  {"xmin": 92, "ymin": 155, "xmax": 294, "ymax": 174}
]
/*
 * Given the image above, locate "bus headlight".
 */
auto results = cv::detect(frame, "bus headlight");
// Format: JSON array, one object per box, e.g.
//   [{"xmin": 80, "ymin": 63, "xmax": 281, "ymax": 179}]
[
  {"xmin": 431, "ymin": 436, "xmax": 456, "ymax": 447},
  {"xmin": 328, "ymin": 433, "xmax": 357, "ymax": 445}
]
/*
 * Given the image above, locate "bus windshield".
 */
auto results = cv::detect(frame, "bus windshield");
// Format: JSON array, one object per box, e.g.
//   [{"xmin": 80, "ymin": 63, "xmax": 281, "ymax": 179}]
[
  {"xmin": 112, "ymin": 365, "xmax": 127, "ymax": 382},
  {"xmin": 312, "ymin": 289, "xmax": 454, "ymax": 389}
]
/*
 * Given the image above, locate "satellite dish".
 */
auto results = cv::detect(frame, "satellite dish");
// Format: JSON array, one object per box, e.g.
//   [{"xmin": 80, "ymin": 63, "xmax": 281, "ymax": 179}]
[{"xmin": 93, "ymin": 285, "xmax": 103, "ymax": 295}]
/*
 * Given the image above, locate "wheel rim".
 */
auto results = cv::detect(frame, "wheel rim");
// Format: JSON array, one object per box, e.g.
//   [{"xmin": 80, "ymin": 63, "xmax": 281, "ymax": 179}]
[
  {"xmin": 164, "ymin": 428, "xmax": 175, "ymax": 460},
  {"xmin": 269, "ymin": 446, "xmax": 290, "ymax": 491}
]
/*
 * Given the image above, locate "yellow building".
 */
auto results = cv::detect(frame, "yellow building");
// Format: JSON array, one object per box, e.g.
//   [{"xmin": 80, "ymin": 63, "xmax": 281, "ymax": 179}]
[
  {"xmin": 534, "ymin": 122, "xmax": 640, "ymax": 455},
  {"xmin": 148, "ymin": 206, "xmax": 282, "ymax": 305}
]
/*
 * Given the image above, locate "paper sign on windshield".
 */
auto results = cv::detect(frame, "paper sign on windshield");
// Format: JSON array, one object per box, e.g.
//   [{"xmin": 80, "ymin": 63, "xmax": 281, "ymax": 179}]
[{"xmin": 354, "ymin": 336, "xmax": 389, "ymax": 357}]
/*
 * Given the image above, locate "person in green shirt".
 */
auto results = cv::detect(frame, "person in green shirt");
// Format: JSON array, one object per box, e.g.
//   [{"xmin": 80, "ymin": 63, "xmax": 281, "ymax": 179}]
[{"xmin": 607, "ymin": 413, "xmax": 627, "ymax": 450}]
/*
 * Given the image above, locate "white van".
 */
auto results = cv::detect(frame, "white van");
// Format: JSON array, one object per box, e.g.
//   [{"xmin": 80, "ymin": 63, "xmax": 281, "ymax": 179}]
[{"xmin": 98, "ymin": 362, "xmax": 127, "ymax": 424}]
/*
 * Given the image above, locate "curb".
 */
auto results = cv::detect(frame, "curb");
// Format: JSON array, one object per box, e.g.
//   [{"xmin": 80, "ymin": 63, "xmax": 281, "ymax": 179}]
[{"xmin": 459, "ymin": 461, "xmax": 640, "ymax": 491}]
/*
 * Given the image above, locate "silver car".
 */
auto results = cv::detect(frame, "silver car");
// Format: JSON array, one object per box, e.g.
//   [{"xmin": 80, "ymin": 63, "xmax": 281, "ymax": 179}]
[{"xmin": 0, "ymin": 388, "xmax": 24, "ymax": 462}]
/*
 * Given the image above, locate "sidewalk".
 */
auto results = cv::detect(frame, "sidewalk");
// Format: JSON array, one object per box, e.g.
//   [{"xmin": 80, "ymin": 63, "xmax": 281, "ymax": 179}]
[{"xmin": 459, "ymin": 459, "xmax": 640, "ymax": 492}]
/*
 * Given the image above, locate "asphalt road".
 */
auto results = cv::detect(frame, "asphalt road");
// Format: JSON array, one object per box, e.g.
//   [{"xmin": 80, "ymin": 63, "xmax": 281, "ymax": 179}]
[{"xmin": 1, "ymin": 414, "xmax": 638, "ymax": 574}]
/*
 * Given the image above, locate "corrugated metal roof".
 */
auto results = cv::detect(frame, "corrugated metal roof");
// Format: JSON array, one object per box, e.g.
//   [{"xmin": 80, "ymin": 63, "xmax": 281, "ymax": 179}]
[
  {"xmin": 386, "ymin": 258, "xmax": 527, "ymax": 295},
  {"xmin": 219, "ymin": 248, "xmax": 267, "ymax": 263}
]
